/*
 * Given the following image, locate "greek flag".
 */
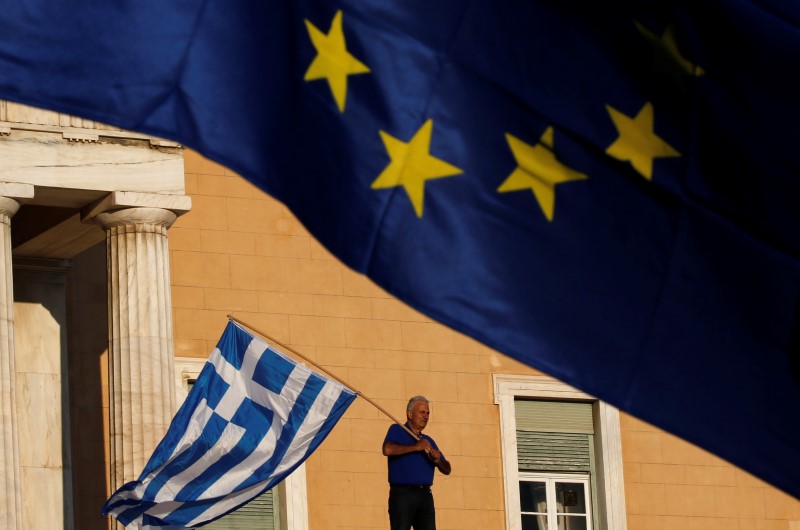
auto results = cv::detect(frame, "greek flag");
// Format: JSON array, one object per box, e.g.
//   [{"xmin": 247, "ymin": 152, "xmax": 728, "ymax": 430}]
[{"xmin": 102, "ymin": 321, "xmax": 357, "ymax": 528}]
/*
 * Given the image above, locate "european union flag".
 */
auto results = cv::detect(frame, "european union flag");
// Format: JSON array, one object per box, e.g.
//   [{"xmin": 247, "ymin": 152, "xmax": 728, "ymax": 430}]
[{"xmin": 0, "ymin": 1, "xmax": 798, "ymax": 497}]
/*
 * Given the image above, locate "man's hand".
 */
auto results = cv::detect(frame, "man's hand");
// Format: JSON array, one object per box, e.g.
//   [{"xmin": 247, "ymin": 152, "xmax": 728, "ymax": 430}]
[
  {"xmin": 414, "ymin": 439, "xmax": 433, "ymax": 453},
  {"xmin": 429, "ymin": 448, "xmax": 451, "ymax": 475},
  {"xmin": 382, "ymin": 440, "xmax": 452, "ymax": 475}
]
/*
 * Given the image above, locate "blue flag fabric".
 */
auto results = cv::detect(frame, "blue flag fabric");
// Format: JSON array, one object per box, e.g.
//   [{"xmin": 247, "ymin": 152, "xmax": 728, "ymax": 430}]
[
  {"xmin": 0, "ymin": 1, "xmax": 798, "ymax": 496},
  {"xmin": 101, "ymin": 321, "xmax": 357, "ymax": 527}
]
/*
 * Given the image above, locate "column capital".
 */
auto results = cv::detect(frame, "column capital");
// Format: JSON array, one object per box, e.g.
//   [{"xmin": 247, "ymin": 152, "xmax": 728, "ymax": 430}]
[
  {"xmin": 0, "ymin": 197, "xmax": 21, "ymax": 220},
  {"xmin": 0, "ymin": 182, "xmax": 35, "ymax": 221},
  {"xmin": 95, "ymin": 207, "xmax": 178, "ymax": 230},
  {"xmin": 82, "ymin": 190, "xmax": 191, "ymax": 229}
]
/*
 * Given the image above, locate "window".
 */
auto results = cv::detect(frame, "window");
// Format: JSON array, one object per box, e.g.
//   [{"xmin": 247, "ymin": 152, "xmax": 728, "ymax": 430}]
[
  {"xmin": 175, "ymin": 358, "xmax": 310, "ymax": 530},
  {"xmin": 494, "ymin": 375, "xmax": 627, "ymax": 530},
  {"xmin": 520, "ymin": 474, "xmax": 591, "ymax": 530},
  {"xmin": 515, "ymin": 399, "xmax": 596, "ymax": 530}
]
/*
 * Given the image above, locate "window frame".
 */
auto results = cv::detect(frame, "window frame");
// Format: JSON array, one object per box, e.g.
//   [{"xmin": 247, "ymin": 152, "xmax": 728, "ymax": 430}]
[
  {"xmin": 519, "ymin": 472, "xmax": 592, "ymax": 530},
  {"xmin": 174, "ymin": 358, "xmax": 310, "ymax": 530},
  {"xmin": 494, "ymin": 375, "xmax": 627, "ymax": 530}
]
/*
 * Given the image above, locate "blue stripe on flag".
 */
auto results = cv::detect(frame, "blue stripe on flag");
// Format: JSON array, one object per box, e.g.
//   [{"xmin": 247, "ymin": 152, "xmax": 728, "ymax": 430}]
[
  {"xmin": 161, "ymin": 496, "xmax": 226, "ymax": 527},
  {"xmin": 237, "ymin": 371, "xmax": 326, "ymax": 492},
  {"xmin": 135, "ymin": 358, "xmax": 230, "ymax": 483},
  {"xmin": 176, "ymin": 400, "xmax": 274, "ymax": 500},
  {"xmin": 251, "ymin": 377, "xmax": 361, "ymax": 495},
  {"xmin": 306, "ymin": 385, "xmax": 360, "ymax": 459},
  {"xmin": 101, "ymin": 321, "xmax": 357, "ymax": 528},
  {"xmin": 142, "ymin": 410, "xmax": 232, "ymax": 501}
]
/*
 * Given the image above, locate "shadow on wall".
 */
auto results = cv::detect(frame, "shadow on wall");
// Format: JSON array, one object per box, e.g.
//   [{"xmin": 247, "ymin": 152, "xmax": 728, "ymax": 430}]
[
  {"xmin": 65, "ymin": 242, "xmax": 109, "ymax": 530},
  {"xmin": 13, "ymin": 255, "xmax": 73, "ymax": 530},
  {"xmin": 11, "ymin": 228, "xmax": 108, "ymax": 530}
]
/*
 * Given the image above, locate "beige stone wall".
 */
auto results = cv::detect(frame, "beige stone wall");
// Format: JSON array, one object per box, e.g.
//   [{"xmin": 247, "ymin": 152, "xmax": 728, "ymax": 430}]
[
  {"xmin": 169, "ymin": 150, "xmax": 799, "ymax": 530},
  {"xmin": 172, "ymin": 150, "xmax": 541, "ymax": 529},
  {"xmin": 622, "ymin": 414, "xmax": 800, "ymax": 530}
]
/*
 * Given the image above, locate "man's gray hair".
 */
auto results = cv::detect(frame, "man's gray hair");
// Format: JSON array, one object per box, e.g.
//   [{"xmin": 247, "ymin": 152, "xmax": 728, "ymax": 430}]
[{"xmin": 407, "ymin": 395, "xmax": 429, "ymax": 412}]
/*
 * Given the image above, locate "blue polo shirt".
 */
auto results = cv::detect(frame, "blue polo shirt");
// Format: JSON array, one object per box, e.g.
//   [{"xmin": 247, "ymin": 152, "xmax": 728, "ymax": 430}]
[{"xmin": 384, "ymin": 423, "xmax": 443, "ymax": 486}]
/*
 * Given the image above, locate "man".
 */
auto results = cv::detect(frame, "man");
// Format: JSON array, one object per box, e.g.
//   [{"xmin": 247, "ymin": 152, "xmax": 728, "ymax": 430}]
[{"xmin": 382, "ymin": 395, "xmax": 452, "ymax": 530}]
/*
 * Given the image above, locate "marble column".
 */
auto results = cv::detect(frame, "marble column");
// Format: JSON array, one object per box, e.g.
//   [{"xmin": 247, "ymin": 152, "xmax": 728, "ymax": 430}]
[
  {"xmin": 0, "ymin": 197, "xmax": 22, "ymax": 529},
  {"xmin": 95, "ymin": 207, "xmax": 179, "ymax": 490}
]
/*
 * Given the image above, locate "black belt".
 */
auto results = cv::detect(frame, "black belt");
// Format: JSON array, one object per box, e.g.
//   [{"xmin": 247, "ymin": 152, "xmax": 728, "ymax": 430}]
[{"xmin": 391, "ymin": 484, "xmax": 431, "ymax": 492}]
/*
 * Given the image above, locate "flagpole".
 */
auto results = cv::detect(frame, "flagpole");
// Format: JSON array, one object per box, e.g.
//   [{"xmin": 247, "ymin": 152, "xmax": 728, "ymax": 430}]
[{"xmin": 227, "ymin": 314, "xmax": 420, "ymax": 441}]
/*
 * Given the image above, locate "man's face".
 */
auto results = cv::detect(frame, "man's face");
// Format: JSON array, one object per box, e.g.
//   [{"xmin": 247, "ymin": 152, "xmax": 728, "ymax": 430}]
[{"xmin": 407, "ymin": 401, "xmax": 430, "ymax": 433}]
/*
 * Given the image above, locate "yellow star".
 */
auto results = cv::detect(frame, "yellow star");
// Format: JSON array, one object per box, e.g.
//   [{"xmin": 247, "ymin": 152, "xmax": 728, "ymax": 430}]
[
  {"xmin": 635, "ymin": 21, "xmax": 704, "ymax": 77},
  {"xmin": 497, "ymin": 127, "xmax": 588, "ymax": 222},
  {"xmin": 606, "ymin": 102, "xmax": 680, "ymax": 180},
  {"xmin": 371, "ymin": 119, "xmax": 463, "ymax": 218},
  {"xmin": 304, "ymin": 10, "xmax": 370, "ymax": 112}
]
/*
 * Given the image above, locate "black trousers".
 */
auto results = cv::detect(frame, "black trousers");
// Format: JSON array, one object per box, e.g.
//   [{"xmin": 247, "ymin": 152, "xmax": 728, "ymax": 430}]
[{"xmin": 388, "ymin": 485, "xmax": 436, "ymax": 530}]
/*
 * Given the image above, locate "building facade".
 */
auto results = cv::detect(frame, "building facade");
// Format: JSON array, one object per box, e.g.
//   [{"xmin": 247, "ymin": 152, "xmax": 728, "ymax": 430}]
[{"xmin": 0, "ymin": 101, "xmax": 798, "ymax": 529}]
